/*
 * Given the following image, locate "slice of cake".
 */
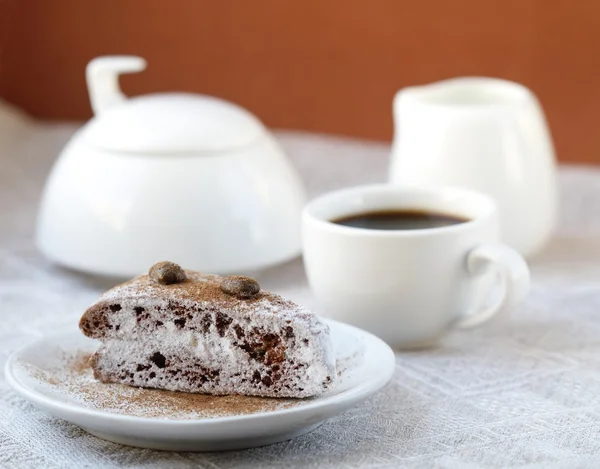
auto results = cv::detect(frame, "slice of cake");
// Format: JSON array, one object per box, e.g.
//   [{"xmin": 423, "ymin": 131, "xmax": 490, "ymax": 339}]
[{"xmin": 79, "ymin": 262, "xmax": 335, "ymax": 398}]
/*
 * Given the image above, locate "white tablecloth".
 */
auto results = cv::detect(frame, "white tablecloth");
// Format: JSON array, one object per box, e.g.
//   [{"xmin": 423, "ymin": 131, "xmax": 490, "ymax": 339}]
[{"xmin": 2, "ymin": 104, "xmax": 600, "ymax": 468}]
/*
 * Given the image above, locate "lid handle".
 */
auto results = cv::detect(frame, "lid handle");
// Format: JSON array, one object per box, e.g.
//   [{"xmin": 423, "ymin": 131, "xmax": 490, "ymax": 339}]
[{"xmin": 86, "ymin": 56, "xmax": 147, "ymax": 115}]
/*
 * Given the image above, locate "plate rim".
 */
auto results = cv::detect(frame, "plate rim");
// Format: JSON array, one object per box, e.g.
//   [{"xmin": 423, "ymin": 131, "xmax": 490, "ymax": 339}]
[{"xmin": 4, "ymin": 318, "xmax": 395, "ymax": 426}]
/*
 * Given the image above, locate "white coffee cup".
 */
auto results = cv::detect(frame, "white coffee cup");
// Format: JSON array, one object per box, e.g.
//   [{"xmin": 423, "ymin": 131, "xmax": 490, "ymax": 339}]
[{"xmin": 302, "ymin": 184, "xmax": 530, "ymax": 349}]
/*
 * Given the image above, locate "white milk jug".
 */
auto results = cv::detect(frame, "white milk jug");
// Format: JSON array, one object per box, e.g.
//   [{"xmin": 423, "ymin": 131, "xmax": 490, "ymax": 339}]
[{"xmin": 390, "ymin": 77, "xmax": 557, "ymax": 258}]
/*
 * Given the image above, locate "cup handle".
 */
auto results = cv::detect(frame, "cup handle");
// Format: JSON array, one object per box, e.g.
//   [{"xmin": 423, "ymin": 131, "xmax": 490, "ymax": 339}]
[{"xmin": 455, "ymin": 243, "xmax": 530, "ymax": 329}]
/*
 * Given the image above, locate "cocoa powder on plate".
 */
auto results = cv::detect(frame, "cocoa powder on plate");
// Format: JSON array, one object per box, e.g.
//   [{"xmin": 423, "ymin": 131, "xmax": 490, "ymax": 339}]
[{"xmin": 29, "ymin": 352, "xmax": 302, "ymax": 419}]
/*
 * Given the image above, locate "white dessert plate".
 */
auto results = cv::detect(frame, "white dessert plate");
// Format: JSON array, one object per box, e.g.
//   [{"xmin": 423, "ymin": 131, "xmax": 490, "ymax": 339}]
[{"xmin": 5, "ymin": 319, "xmax": 395, "ymax": 451}]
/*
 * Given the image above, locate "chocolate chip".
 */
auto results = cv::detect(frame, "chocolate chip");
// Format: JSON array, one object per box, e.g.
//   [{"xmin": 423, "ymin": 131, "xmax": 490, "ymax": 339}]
[
  {"xmin": 238, "ymin": 340, "xmax": 268, "ymax": 361},
  {"xmin": 149, "ymin": 261, "xmax": 187, "ymax": 285},
  {"xmin": 174, "ymin": 318, "xmax": 186, "ymax": 328},
  {"xmin": 233, "ymin": 324, "xmax": 245, "ymax": 338},
  {"xmin": 215, "ymin": 312, "xmax": 232, "ymax": 337},
  {"xmin": 220, "ymin": 275, "xmax": 260, "ymax": 299},
  {"xmin": 261, "ymin": 375, "xmax": 273, "ymax": 386},
  {"xmin": 150, "ymin": 352, "xmax": 166, "ymax": 368},
  {"xmin": 201, "ymin": 314, "xmax": 212, "ymax": 333},
  {"xmin": 109, "ymin": 304, "xmax": 122, "ymax": 312}
]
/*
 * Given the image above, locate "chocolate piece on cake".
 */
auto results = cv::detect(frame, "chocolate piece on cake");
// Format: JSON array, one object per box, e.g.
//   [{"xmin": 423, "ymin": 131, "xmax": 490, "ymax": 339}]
[{"xmin": 79, "ymin": 262, "xmax": 335, "ymax": 398}]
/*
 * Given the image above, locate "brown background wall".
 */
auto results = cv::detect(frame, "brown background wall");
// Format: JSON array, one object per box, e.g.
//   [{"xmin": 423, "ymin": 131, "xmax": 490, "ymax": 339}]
[{"xmin": 1, "ymin": 0, "xmax": 599, "ymax": 163}]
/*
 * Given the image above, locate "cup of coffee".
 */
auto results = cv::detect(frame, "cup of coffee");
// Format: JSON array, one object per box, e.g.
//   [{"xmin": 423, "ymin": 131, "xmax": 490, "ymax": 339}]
[{"xmin": 302, "ymin": 184, "xmax": 530, "ymax": 349}]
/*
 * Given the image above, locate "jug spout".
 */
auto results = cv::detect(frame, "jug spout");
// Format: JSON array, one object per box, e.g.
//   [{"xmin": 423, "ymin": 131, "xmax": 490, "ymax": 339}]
[
  {"xmin": 392, "ymin": 85, "xmax": 421, "ymax": 116},
  {"xmin": 86, "ymin": 56, "xmax": 147, "ymax": 115}
]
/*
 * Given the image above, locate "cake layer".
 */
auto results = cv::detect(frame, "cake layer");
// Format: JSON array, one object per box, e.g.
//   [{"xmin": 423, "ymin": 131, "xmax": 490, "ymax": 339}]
[{"xmin": 92, "ymin": 334, "xmax": 330, "ymax": 398}]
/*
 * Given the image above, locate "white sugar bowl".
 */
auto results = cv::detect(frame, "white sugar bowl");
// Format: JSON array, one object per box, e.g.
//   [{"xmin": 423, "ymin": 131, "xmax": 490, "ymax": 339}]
[{"xmin": 36, "ymin": 56, "xmax": 307, "ymax": 277}]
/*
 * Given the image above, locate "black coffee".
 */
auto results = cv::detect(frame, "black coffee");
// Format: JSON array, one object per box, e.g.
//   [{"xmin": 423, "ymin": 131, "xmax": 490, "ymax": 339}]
[{"xmin": 332, "ymin": 210, "xmax": 468, "ymax": 231}]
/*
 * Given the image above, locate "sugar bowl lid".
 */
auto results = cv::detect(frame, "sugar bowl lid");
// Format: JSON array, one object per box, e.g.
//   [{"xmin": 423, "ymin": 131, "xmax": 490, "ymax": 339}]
[{"xmin": 80, "ymin": 56, "xmax": 265, "ymax": 154}]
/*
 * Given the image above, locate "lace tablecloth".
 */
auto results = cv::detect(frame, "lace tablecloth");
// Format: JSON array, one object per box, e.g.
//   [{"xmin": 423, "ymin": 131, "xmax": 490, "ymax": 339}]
[{"xmin": 2, "ymin": 107, "xmax": 600, "ymax": 468}]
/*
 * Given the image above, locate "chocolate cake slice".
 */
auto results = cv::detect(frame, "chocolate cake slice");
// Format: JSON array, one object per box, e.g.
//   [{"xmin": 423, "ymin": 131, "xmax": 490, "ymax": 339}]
[{"xmin": 79, "ymin": 262, "xmax": 335, "ymax": 398}]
